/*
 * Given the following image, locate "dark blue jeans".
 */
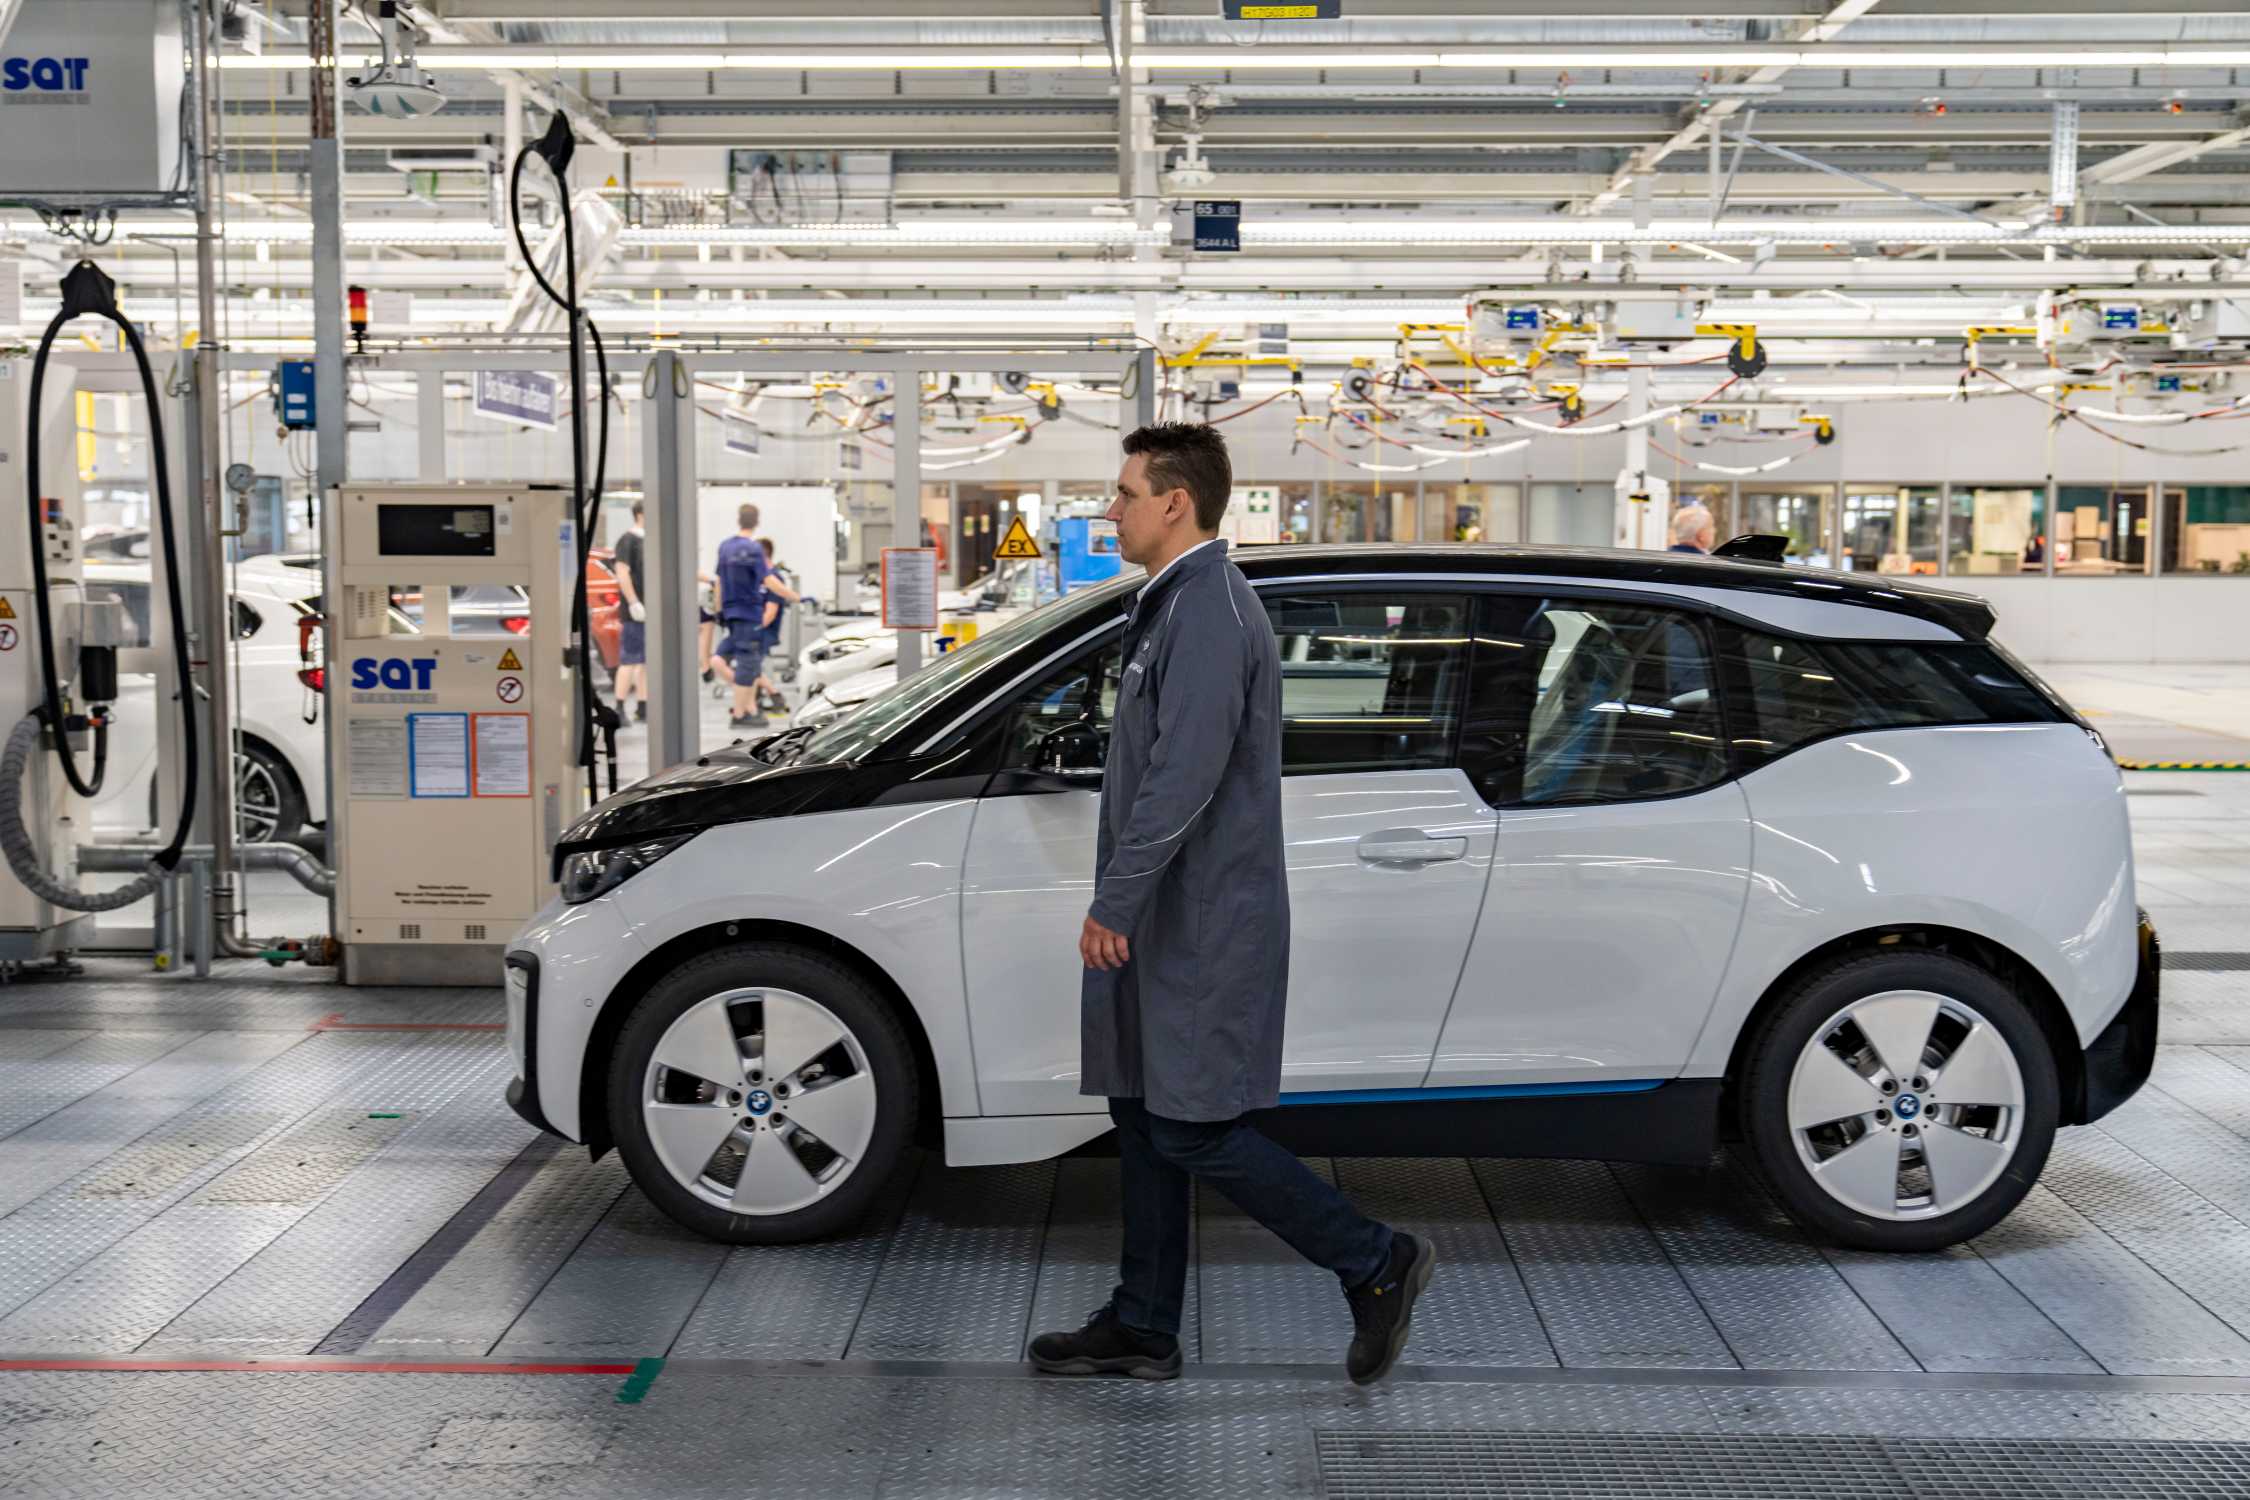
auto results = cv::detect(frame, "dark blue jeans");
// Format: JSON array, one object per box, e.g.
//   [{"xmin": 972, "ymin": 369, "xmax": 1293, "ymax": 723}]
[{"xmin": 1109, "ymin": 1096, "xmax": 1393, "ymax": 1337}]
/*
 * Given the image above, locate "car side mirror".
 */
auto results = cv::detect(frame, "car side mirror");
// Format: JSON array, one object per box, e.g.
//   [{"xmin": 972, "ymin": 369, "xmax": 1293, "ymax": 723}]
[{"xmin": 1033, "ymin": 720, "xmax": 1106, "ymax": 780}]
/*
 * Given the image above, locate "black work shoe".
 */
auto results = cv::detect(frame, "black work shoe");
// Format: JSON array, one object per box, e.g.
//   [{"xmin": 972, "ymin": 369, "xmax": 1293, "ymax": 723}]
[
  {"xmin": 1028, "ymin": 1305, "xmax": 1182, "ymax": 1381},
  {"xmin": 1344, "ymin": 1232, "xmax": 1436, "ymax": 1386},
  {"xmin": 729, "ymin": 712, "xmax": 769, "ymax": 729}
]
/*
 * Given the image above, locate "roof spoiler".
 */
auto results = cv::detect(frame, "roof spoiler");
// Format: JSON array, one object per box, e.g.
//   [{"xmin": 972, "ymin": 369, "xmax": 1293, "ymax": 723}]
[{"xmin": 1712, "ymin": 533, "xmax": 1790, "ymax": 564}]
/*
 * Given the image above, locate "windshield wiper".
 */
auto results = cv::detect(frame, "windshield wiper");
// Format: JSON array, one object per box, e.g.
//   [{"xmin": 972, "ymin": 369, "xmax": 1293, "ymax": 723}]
[{"xmin": 752, "ymin": 724, "xmax": 818, "ymax": 764}]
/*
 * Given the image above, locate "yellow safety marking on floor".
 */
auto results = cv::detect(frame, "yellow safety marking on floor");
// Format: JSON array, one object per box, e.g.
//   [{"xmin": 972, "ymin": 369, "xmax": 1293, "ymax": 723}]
[{"xmin": 2120, "ymin": 761, "xmax": 2250, "ymax": 772}]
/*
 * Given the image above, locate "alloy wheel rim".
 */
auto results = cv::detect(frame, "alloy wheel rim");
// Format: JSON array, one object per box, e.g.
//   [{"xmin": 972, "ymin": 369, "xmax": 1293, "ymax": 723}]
[
  {"xmin": 642, "ymin": 986, "xmax": 877, "ymax": 1216},
  {"xmin": 234, "ymin": 755, "xmax": 280, "ymax": 843},
  {"xmin": 1787, "ymin": 988, "xmax": 2026, "ymax": 1222}
]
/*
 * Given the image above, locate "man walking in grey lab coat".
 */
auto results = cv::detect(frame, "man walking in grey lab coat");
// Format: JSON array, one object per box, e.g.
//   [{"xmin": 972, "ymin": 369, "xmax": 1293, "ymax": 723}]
[{"xmin": 1028, "ymin": 423, "xmax": 1435, "ymax": 1386}]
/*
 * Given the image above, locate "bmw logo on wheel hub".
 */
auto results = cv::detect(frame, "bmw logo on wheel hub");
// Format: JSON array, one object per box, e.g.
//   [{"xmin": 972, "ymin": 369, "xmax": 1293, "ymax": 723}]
[
  {"xmin": 1893, "ymin": 1093, "xmax": 1922, "ymax": 1122},
  {"xmin": 745, "ymin": 1088, "xmax": 774, "ymax": 1117}
]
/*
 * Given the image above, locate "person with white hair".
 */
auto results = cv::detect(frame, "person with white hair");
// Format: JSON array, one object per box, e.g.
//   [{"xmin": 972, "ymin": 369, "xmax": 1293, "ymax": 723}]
[{"xmin": 1669, "ymin": 503, "xmax": 1717, "ymax": 554}]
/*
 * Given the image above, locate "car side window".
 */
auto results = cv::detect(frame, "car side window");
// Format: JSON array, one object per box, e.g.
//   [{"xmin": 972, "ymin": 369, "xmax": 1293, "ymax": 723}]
[
  {"xmin": 1461, "ymin": 593, "xmax": 1728, "ymax": 807},
  {"xmin": 1261, "ymin": 592, "xmax": 1471, "ymax": 776},
  {"xmin": 1721, "ymin": 629, "xmax": 2065, "ymax": 765},
  {"xmin": 997, "ymin": 636, "xmax": 1124, "ymax": 769}
]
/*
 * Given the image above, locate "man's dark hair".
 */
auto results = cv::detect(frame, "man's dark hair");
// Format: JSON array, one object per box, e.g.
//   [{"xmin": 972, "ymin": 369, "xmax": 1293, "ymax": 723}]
[
  {"xmin": 1123, "ymin": 422, "xmax": 1232, "ymax": 532},
  {"xmin": 630, "ymin": 498, "xmax": 644, "ymax": 519},
  {"xmin": 738, "ymin": 502, "xmax": 761, "ymax": 531}
]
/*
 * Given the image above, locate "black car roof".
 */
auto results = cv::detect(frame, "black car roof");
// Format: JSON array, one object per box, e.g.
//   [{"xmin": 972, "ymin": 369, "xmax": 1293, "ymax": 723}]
[{"xmin": 1224, "ymin": 542, "xmax": 1995, "ymax": 641}]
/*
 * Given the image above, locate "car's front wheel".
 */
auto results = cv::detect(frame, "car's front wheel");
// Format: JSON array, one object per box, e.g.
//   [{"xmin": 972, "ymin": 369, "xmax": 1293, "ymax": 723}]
[
  {"xmin": 1739, "ymin": 950, "xmax": 2059, "ymax": 1253},
  {"xmin": 608, "ymin": 943, "xmax": 919, "ymax": 1244}
]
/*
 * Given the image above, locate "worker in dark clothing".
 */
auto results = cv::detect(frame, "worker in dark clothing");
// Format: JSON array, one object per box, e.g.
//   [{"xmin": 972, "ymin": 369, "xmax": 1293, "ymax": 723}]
[
  {"xmin": 710, "ymin": 503, "xmax": 797, "ymax": 730},
  {"xmin": 1028, "ymin": 422, "xmax": 1435, "ymax": 1387},
  {"xmin": 611, "ymin": 500, "xmax": 648, "ymax": 724},
  {"xmin": 753, "ymin": 536, "xmax": 791, "ymax": 715}
]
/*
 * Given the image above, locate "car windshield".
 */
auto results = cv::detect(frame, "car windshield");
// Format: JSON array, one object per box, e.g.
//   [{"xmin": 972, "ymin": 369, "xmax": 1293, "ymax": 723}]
[{"xmin": 798, "ymin": 575, "xmax": 1137, "ymax": 765}]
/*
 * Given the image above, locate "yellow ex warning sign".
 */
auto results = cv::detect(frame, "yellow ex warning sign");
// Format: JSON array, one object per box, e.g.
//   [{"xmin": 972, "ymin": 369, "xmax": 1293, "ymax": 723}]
[
  {"xmin": 496, "ymin": 647, "xmax": 522, "ymax": 670},
  {"xmin": 993, "ymin": 516, "xmax": 1042, "ymax": 560},
  {"xmin": 0, "ymin": 597, "xmax": 16, "ymax": 619}
]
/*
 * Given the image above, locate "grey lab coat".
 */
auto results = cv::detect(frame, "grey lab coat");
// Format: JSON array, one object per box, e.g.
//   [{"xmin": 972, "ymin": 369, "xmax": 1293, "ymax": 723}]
[{"xmin": 1081, "ymin": 540, "xmax": 1290, "ymax": 1122}]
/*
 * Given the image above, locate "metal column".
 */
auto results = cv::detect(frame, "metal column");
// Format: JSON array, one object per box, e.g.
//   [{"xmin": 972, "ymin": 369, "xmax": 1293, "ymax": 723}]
[
  {"xmin": 893, "ymin": 361, "xmax": 922, "ymax": 681},
  {"xmin": 641, "ymin": 351, "xmax": 700, "ymax": 770},
  {"xmin": 416, "ymin": 372, "xmax": 446, "ymax": 480},
  {"xmin": 307, "ymin": 0, "xmax": 348, "ymax": 944}
]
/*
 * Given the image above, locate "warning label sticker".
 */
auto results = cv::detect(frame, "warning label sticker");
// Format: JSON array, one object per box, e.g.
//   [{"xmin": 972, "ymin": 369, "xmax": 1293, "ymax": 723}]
[
  {"xmin": 496, "ymin": 647, "xmax": 522, "ymax": 670},
  {"xmin": 0, "ymin": 597, "xmax": 16, "ymax": 619},
  {"xmin": 994, "ymin": 516, "xmax": 1042, "ymax": 560}
]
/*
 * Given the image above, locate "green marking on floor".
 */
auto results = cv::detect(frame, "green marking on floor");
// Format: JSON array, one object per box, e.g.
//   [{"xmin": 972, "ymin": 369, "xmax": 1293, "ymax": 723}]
[{"xmin": 616, "ymin": 1357, "xmax": 665, "ymax": 1404}]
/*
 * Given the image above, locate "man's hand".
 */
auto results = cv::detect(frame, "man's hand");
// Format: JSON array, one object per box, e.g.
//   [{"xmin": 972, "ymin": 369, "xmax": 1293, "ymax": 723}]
[{"xmin": 1080, "ymin": 914, "xmax": 1130, "ymax": 972}]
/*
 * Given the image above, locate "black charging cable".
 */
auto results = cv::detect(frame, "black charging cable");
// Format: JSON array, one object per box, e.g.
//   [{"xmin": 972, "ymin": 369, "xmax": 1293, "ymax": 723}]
[
  {"xmin": 24, "ymin": 261, "xmax": 198, "ymax": 869},
  {"xmin": 508, "ymin": 111, "xmax": 620, "ymax": 801}
]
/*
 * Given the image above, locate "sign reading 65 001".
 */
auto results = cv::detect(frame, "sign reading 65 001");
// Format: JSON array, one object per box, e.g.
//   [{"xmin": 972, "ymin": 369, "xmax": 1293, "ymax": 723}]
[
  {"xmin": 1, "ymin": 57, "xmax": 92, "ymax": 93},
  {"xmin": 352, "ymin": 656, "xmax": 439, "ymax": 691}
]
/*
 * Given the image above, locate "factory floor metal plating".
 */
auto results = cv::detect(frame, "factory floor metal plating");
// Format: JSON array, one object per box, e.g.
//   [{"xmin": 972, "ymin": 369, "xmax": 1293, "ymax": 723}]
[{"xmin": 7, "ymin": 772, "xmax": 2250, "ymax": 1496}]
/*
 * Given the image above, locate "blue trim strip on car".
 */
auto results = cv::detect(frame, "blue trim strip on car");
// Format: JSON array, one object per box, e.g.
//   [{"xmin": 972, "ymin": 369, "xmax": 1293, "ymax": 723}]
[{"xmin": 1277, "ymin": 1079, "xmax": 1666, "ymax": 1107}]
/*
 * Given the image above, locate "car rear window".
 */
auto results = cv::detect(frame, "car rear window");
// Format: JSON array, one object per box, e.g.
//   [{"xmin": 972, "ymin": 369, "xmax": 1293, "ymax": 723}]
[{"xmin": 1724, "ymin": 630, "xmax": 2067, "ymax": 764}]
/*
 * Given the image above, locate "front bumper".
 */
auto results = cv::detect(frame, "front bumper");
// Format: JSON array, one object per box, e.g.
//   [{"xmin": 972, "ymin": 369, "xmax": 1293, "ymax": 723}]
[
  {"xmin": 2076, "ymin": 911, "xmax": 2160, "ymax": 1124},
  {"xmin": 502, "ymin": 951, "xmax": 557, "ymax": 1137}
]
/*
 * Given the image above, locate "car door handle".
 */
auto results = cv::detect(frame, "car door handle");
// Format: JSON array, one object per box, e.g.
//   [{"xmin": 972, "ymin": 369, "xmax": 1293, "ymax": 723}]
[{"xmin": 1356, "ymin": 829, "xmax": 1468, "ymax": 866}]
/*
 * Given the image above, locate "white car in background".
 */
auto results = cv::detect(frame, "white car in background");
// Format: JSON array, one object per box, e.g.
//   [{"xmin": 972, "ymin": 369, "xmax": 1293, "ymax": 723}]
[
  {"xmin": 90, "ymin": 554, "xmax": 329, "ymax": 847},
  {"xmin": 797, "ymin": 559, "xmax": 1048, "ymax": 693}
]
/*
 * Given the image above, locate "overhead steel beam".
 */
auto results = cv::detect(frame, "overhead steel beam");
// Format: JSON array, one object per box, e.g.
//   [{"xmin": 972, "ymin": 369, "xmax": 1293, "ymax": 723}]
[
  {"xmin": 2080, "ymin": 120, "xmax": 2250, "ymax": 188},
  {"xmin": 1581, "ymin": 0, "xmax": 1884, "ymax": 215},
  {"xmin": 408, "ymin": 8, "xmax": 628, "ymax": 153}
]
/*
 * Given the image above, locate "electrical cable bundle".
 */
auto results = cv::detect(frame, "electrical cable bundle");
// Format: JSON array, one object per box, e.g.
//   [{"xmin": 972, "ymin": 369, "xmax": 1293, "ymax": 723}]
[
  {"xmin": 507, "ymin": 112, "xmax": 621, "ymax": 802},
  {"xmin": 4, "ymin": 260, "xmax": 198, "ymax": 910}
]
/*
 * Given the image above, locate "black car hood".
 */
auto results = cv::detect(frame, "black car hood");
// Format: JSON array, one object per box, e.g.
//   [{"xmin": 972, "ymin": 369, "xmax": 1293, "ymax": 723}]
[{"xmin": 557, "ymin": 745, "xmax": 848, "ymax": 851}]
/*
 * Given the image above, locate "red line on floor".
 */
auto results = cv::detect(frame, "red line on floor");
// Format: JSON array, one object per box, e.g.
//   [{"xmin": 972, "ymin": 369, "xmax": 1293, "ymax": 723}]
[
  {"xmin": 308, "ymin": 1013, "xmax": 504, "ymax": 1033},
  {"xmin": 0, "ymin": 1358, "xmax": 636, "ymax": 1376}
]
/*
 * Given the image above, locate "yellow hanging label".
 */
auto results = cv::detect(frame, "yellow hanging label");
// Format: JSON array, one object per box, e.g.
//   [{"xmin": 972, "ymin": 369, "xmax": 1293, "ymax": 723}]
[
  {"xmin": 496, "ymin": 647, "xmax": 523, "ymax": 670},
  {"xmin": 993, "ymin": 516, "xmax": 1043, "ymax": 560}
]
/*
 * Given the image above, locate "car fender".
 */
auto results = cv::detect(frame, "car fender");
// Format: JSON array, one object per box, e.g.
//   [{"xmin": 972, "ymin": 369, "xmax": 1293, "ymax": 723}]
[
  {"xmin": 600, "ymin": 798, "xmax": 983, "ymax": 1119},
  {"xmin": 1685, "ymin": 723, "xmax": 2137, "ymax": 1077}
]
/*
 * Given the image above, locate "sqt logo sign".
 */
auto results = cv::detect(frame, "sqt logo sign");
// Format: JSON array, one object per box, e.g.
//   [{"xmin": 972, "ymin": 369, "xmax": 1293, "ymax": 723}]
[
  {"xmin": 350, "ymin": 656, "xmax": 438, "ymax": 691},
  {"xmin": 1, "ymin": 57, "xmax": 92, "ymax": 99}
]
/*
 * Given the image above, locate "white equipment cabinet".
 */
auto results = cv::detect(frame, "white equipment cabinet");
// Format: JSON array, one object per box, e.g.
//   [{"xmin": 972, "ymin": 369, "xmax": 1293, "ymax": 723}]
[
  {"xmin": 0, "ymin": 359, "xmax": 96, "ymax": 959},
  {"xmin": 325, "ymin": 485, "xmax": 582, "ymax": 985}
]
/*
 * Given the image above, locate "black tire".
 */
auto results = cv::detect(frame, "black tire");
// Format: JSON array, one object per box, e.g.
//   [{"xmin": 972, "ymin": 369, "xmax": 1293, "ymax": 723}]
[
  {"xmin": 608, "ymin": 942, "xmax": 919, "ymax": 1245},
  {"xmin": 1738, "ymin": 949, "xmax": 2060, "ymax": 1253},
  {"xmin": 229, "ymin": 740, "xmax": 307, "ymax": 847}
]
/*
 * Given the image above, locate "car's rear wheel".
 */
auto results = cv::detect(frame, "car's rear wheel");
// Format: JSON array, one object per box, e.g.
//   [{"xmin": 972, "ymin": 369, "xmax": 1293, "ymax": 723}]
[
  {"xmin": 1739, "ymin": 950, "xmax": 2059, "ymax": 1252},
  {"xmin": 608, "ymin": 943, "xmax": 918, "ymax": 1244}
]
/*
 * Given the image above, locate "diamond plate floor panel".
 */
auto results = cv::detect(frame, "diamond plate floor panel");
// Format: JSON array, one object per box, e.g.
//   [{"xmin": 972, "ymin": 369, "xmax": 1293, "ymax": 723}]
[
  {"xmin": 1023, "ymin": 1157, "xmax": 1203, "ymax": 1360},
  {"xmin": 488, "ymin": 1186, "xmax": 731, "ymax": 1361},
  {"xmin": 0, "ymin": 1032, "xmax": 493, "ymax": 1328},
  {"xmin": 2039, "ymin": 1129, "xmax": 2250, "ymax": 1347},
  {"xmin": 1197, "ymin": 1156, "xmax": 1354, "ymax": 1364},
  {"xmin": 1970, "ymin": 1184, "xmax": 2250, "ymax": 1376},
  {"xmin": 1473, "ymin": 1158, "xmax": 1735, "ymax": 1371},
  {"xmin": 137, "ymin": 1058, "xmax": 531, "ymax": 1356},
  {"xmin": 349, "ymin": 1148, "xmax": 630, "ymax": 1360},
  {"xmin": 1337, "ymin": 1158, "xmax": 1556, "ymax": 1369},
  {"xmin": 844, "ymin": 1161, "xmax": 1056, "ymax": 1361},
  {"xmin": 0, "ymin": 1041, "xmax": 503, "ymax": 1355},
  {"xmin": 0, "ymin": 1032, "xmax": 303, "ymax": 1219},
  {"xmin": 0, "ymin": 1031, "xmax": 202, "ymax": 1143},
  {"xmin": 1611, "ymin": 1158, "xmax": 1919, "ymax": 1372},
  {"xmin": 669, "ymin": 1161, "xmax": 914, "ymax": 1360}
]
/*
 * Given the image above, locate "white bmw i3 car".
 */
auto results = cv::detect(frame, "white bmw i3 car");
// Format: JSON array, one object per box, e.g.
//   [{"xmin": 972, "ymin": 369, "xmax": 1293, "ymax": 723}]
[{"xmin": 506, "ymin": 541, "xmax": 2159, "ymax": 1254}]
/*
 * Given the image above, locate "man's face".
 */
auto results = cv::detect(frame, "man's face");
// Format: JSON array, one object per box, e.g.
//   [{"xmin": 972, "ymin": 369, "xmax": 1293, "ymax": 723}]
[{"xmin": 1106, "ymin": 454, "xmax": 1183, "ymax": 567}]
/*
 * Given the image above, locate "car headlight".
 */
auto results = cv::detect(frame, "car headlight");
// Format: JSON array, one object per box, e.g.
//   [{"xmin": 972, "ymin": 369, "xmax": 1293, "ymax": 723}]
[
  {"xmin": 829, "ymin": 637, "xmax": 869, "ymax": 658},
  {"xmin": 558, "ymin": 834, "xmax": 690, "ymax": 904}
]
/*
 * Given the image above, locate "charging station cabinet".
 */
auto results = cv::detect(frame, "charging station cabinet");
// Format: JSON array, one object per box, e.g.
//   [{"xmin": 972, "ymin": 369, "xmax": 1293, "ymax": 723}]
[{"xmin": 325, "ymin": 485, "xmax": 582, "ymax": 985}]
